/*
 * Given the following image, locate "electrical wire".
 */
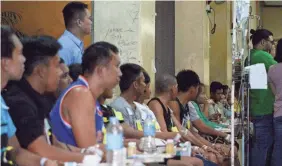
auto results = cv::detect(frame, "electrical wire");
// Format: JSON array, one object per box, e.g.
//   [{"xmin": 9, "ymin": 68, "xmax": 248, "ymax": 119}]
[{"xmin": 207, "ymin": 8, "xmax": 216, "ymax": 34}]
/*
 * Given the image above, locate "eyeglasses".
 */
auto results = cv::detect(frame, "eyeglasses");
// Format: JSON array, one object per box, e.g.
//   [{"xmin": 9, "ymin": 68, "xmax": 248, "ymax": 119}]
[{"xmin": 265, "ymin": 39, "xmax": 275, "ymax": 45}]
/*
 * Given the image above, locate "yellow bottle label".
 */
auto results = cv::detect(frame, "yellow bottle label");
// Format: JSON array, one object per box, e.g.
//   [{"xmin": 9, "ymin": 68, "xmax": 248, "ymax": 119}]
[
  {"xmin": 171, "ymin": 126, "xmax": 179, "ymax": 132},
  {"xmin": 103, "ymin": 117, "xmax": 109, "ymax": 123},
  {"xmin": 114, "ymin": 110, "xmax": 124, "ymax": 121},
  {"xmin": 155, "ymin": 121, "xmax": 160, "ymax": 130},
  {"xmin": 187, "ymin": 120, "xmax": 191, "ymax": 129},
  {"xmin": 136, "ymin": 120, "xmax": 143, "ymax": 131},
  {"xmin": 102, "ymin": 126, "xmax": 107, "ymax": 144}
]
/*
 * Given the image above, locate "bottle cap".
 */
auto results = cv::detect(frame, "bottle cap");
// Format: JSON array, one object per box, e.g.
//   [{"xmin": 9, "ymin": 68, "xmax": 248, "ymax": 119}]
[
  {"xmin": 128, "ymin": 142, "xmax": 136, "ymax": 147},
  {"xmin": 109, "ymin": 117, "xmax": 118, "ymax": 123},
  {"xmin": 173, "ymin": 133, "xmax": 181, "ymax": 142},
  {"xmin": 167, "ymin": 139, "xmax": 174, "ymax": 144}
]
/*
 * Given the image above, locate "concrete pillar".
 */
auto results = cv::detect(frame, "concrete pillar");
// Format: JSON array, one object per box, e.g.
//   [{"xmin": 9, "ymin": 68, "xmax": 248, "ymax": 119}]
[
  {"xmin": 209, "ymin": 2, "xmax": 232, "ymax": 85},
  {"xmin": 93, "ymin": 1, "xmax": 156, "ymax": 98},
  {"xmin": 139, "ymin": 1, "xmax": 156, "ymax": 95},
  {"xmin": 175, "ymin": 1, "xmax": 210, "ymax": 87}
]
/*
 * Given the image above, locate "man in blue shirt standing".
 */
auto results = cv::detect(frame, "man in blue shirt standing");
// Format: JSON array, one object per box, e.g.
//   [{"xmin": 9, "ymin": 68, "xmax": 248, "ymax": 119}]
[
  {"xmin": 58, "ymin": 2, "xmax": 92, "ymax": 65},
  {"xmin": 1, "ymin": 26, "xmax": 56, "ymax": 166}
]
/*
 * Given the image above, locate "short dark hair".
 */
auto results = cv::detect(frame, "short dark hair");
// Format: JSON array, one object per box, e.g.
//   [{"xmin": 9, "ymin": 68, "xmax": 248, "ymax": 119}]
[
  {"xmin": 222, "ymin": 85, "xmax": 229, "ymax": 91},
  {"xmin": 69, "ymin": 63, "xmax": 82, "ymax": 81},
  {"xmin": 119, "ymin": 63, "xmax": 143, "ymax": 92},
  {"xmin": 176, "ymin": 69, "xmax": 200, "ymax": 92},
  {"xmin": 143, "ymin": 70, "xmax": 150, "ymax": 84},
  {"xmin": 1, "ymin": 26, "xmax": 16, "ymax": 58},
  {"xmin": 22, "ymin": 35, "xmax": 61, "ymax": 76},
  {"xmin": 62, "ymin": 2, "xmax": 88, "ymax": 28},
  {"xmin": 155, "ymin": 74, "xmax": 177, "ymax": 94},
  {"xmin": 250, "ymin": 29, "xmax": 273, "ymax": 46},
  {"xmin": 275, "ymin": 38, "xmax": 282, "ymax": 63},
  {"xmin": 82, "ymin": 41, "xmax": 118, "ymax": 74},
  {"xmin": 210, "ymin": 81, "xmax": 223, "ymax": 94}
]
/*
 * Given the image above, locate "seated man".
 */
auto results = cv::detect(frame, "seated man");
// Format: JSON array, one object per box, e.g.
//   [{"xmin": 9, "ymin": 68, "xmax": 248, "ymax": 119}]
[
  {"xmin": 109, "ymin": 64, "xmax": 184, "ymax": 140},
  {"xmin": 208, "ymin": 82, "xmax": 231, "ymax": 121},
  {"xmin": 169, "ymin": 71, "xmax": 230, "ymax": 142},
  {"xmin": 110, "ymin": 63, "xmax": 216, "ymax": 166},
  {"xmin": 168, "ymin": 70, "xmax": 236, "ymax": 161},
  {"xmin": 3, "ymin": 35, "xmax": 86, "ymax": 163},
  {"xmin": 69, "ymin": 63, "xmax": 82, "ymax": 82},
  {"xmin": 50, "ymin": 42, "xmax": 121, "ymax": 149},
  {"xmin": 192, "ymin": 83, "xmax": 228, "ymax": 129},
  {"xmin": 1, "ymin": 25, "xmax": 56, "ymax": 166},
  {"xmin": 45, "ymin": 58, "xmax": 73, "ymax": 111},
  {"xmin": 148, "ymin": 74, "xmax": 222, "ymax": 162}
]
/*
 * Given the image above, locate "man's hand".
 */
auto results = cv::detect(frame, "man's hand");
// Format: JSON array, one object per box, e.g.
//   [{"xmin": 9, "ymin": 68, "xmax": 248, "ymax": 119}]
[
  {"xmin": 206, "ymin": 146, "xmax": 220, "ymax": 155},
  {"xmin": 81, "ymin": 144, "xmax": 105, "ymax": 162}
]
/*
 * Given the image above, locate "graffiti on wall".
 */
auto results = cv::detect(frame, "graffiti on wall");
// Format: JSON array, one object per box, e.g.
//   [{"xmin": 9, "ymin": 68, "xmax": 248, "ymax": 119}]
[{"xmin": 1, "ymin": 11, "xmax": 26, "ymax": 38}]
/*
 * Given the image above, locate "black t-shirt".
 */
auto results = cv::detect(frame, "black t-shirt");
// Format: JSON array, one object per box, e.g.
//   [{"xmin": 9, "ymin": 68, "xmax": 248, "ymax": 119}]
[
  {"xmin": 147, "ymin": 97, "xmax": 173, "ymax": 132},
  {"xmin": 2, "ymin": 78, "xmax": 51, "ymax": 148},
  {"xmin": 175, "ymin": 97, "xmax": 190, "ymax": 127}
]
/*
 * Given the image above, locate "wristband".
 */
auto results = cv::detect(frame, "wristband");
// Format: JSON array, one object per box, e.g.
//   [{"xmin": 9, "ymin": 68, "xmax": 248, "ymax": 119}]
[
  {"xmin": 81, "ymin": 148, "xmax": 86, "ymax": 153},
  {"xmin": 64, "ymin": 162, "xmax": 77, "ymax": 166},
  {"xmin": 40, "ymin": 157, "xmax": 48, "ymax": 166},
  {"xmin": 201, "ymin": 145, "xmax": 208, "ymax": 150}
]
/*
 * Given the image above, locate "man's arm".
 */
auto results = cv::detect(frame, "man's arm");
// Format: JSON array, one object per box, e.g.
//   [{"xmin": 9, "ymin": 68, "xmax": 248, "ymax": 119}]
[
  {"xmin": 190, "ymin": 131, "xmax": 213, "ymax": 147},
  {"xmin": 122, "ymin": 122, "xmax": 177, "ymax": 140},
  {"xmin": 64, "ymin": 87, "xmax": 97, "ymax": 148},
  {"xmin": 27, "ymin": 136, "xmax": 84, "ymax": 163},
  {"xmin": 148, "ymin": 100, "xmax": 168, "ymax": 132},
  {"xmin": 192, "ymin": 119, "xmax": 227, "ymax": 138},
  {"xmin": 190, "ymin": 102, "xmax": 224, "ymax": 132},
  {"xmin": 7, "ymin": 100, "xmax": 84, "ymax": 163},
  {"xmin": 52, "ymin": 135, "xmax": 81, "ymax": 153},
  {"xmin": 9, "ymin": 132, "xmax": 57, "ymax": 166}
]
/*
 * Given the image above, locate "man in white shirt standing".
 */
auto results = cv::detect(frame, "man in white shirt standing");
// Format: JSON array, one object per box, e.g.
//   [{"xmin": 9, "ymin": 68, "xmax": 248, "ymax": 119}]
[{"xmin": 58, "ymin": 2, "xmax": 92, "ymax": 65}]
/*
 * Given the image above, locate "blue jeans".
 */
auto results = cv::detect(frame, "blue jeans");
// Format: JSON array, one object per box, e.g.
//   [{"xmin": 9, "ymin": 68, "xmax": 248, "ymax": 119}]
[
  {"xmin": 250, "ymin": 114, "xmax": 274, "ymax": 166},
  {"xmin": 195, "ymin": 154, "xmax": 218, "ymax": 166},
  {"xmin": 271, "ymin": 116, "xmax": 282, "ymax": 166}
]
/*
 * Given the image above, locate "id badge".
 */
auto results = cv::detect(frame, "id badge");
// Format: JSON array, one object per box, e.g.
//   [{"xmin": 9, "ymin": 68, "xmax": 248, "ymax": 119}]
[
  {"xmin": 136, "ymin": 120, "xmax": 143, "ymax": 131},
  {"xmin": 187, "ymin": 120, "xmax": 191, "ymax": 129}
]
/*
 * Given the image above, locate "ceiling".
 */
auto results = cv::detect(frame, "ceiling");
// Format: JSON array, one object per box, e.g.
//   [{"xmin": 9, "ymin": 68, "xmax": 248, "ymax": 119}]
[{"xmin": 264, "ymin": 1, "xmax": 282, "ymax": 7}]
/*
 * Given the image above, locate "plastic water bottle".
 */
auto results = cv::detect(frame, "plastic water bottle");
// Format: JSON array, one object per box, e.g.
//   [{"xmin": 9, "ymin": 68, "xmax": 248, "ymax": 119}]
[
  {"xmin": 180, "ymin": 141, "xmax": 192, "ymax": 157},
  {"xmin": 143, "ymin": 115, "xmax": 156, "ymax": 153},
  {"xmin": 106, "ymin": 117, "xmax": 124, "ymax": 165}
]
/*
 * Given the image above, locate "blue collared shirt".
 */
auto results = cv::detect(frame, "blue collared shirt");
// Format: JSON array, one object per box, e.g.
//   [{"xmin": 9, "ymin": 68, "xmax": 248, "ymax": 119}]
[
  {"xmin": 1, "ymin": 95, "xmax": 16, "ymax": 138},
  {"xmin": 58, "ymin": 30, "xmax": 84, "ymax": 65}
]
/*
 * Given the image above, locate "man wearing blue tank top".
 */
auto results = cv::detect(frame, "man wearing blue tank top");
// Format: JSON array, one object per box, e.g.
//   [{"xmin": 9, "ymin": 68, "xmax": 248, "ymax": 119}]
[{"xmin": 50, "ymin": 42, "xmax": 122, "ymax": 148}]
